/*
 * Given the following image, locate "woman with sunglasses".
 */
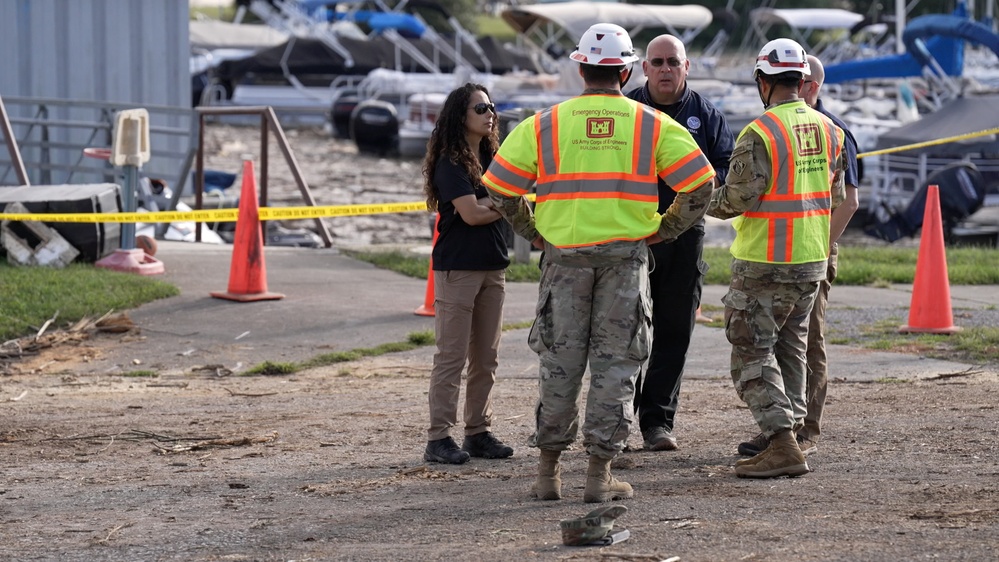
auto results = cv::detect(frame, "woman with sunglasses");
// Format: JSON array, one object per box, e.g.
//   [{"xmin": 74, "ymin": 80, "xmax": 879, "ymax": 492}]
[{"xmin": 421, "ymin": 83, "xmax": 514, "ymax": 465}]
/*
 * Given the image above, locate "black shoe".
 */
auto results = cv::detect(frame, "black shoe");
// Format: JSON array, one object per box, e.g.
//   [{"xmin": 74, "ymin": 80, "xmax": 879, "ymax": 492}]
[
  {"xmin": 642, "ymin": 427, "xmax": 679, "ymax": 451},
  {"xmin": 424, "ymin": 437, "xmax": 470, "ymax": 464},
  {"xmin": 461, "ymin": 432, "xmax": 514, "ymax": 459},
  {"xmin": 738, "ymin": 433, "xmax": 769, "ymax": 456}
]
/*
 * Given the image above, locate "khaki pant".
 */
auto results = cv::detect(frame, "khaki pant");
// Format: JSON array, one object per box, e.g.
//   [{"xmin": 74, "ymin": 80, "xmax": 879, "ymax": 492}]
[
  {"xmin": 801, "ymin": 244, "xmax": 839, "ymax": 442},
  {"xmin": 427, "ymin": 269, "xmax": 505, "ymax": 441}
]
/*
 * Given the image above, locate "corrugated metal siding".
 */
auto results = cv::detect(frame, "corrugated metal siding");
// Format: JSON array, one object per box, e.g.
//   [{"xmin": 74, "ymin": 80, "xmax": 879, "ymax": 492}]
[{"xmin": 0, "ymin": 0, "xmax": 192, "ymax": 187}]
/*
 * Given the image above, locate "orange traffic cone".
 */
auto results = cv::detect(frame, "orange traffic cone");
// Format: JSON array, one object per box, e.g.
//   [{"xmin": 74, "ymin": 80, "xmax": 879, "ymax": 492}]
[
  {"xmin": 210, "ymin": 160, "xmax": 284, "ymax": 302},
  {"xmin": 899, "ymin": 185, "xmax": 960, "ymax": 334},
  {"xmin": 414, "ymin": 213, "xmax": 440, "ymax": 316}
]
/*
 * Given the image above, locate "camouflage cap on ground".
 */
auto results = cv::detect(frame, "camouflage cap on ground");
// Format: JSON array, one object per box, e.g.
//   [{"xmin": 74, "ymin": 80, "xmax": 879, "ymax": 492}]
[{"xmin": 559, "ymin": 505, "xmax": 628, "ymax": 546}]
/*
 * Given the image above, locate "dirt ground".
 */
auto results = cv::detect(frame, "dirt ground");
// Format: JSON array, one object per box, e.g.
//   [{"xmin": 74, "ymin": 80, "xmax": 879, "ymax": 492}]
[
  {"xmin": 2, "ymin": 330, "xmax": 998, "ymax": 562},
  {"xmin": 2, "ymin": 126, "xmax": 998, "ymax": 560}
]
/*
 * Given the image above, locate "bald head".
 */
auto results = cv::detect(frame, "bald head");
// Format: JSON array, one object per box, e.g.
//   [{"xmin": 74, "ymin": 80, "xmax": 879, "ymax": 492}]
[
  {"xmin": 647, "ymin": 34, "xmax": 687, "ymax": 60},
  {"xmin": 642, "ymin": 34, "xmax": 690, "ymax": 105},
  {"xmin": 806, "ymin": 55, "xmax": 825, "ymax": 86},
  {"xmin": 801, "ymin": 55, "xmax": 825, "ymax": 107}
]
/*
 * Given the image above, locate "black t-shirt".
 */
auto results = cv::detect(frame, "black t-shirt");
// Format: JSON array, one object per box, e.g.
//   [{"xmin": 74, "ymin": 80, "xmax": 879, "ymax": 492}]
[{"xmin": 431, "ymin": 153, "xmax": 510, "ymax": 272}]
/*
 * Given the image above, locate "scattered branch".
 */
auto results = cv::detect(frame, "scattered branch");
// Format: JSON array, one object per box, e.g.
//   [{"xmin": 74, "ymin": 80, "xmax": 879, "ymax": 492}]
[
  {"xmin": 91, "ymin": 522, "xmax": 133, "ymax": 546},
  {"xmin": 96, "ymin": 435, "xmax": 116, "ymax": 453},
  {"xmin": 145, "ymin": 382, "xmax": 189, "ymax": 389},
  {"xmin": 35, "ymin": 311, "xmax": 59, "ymax": 339},
  {"xmin": 927, "ymin": 367, "xmax": 984, "ymax": 380},
  {"xmin": 224, "ymin": 388, "xmax": 279, "ymax": 397},
  {"xmin": 152, "ymin": 431, "xmax": 278, "ymax": 453}
]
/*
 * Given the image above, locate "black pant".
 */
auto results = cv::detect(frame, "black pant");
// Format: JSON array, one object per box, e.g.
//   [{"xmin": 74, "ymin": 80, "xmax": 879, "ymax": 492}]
[{"xmin": 634, "ymin": 223, "xmax": 705, "ymax": 434}]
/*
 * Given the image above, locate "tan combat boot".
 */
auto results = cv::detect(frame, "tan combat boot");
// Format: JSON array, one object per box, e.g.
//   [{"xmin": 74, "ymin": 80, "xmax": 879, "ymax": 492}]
[
  {"xmin": 734, "ymin": 430, "xmax": 809, "ymax": 479},
  {"xmin": 583, "ymin": 455, "xmax": 633, "ymax": 503},
  {"xmin": 531, "ymin": 449, "xmax": 562, "ymax": 500}
]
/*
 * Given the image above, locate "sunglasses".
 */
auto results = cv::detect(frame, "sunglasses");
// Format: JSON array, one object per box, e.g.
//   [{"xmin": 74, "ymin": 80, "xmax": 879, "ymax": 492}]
[
  {"xmin": 648, "ymin": 57, "xmax": 684, "ymax": 68},
  {"xmin": 471, "ymin": 102, "xmax": 496, "ymax": 115}
]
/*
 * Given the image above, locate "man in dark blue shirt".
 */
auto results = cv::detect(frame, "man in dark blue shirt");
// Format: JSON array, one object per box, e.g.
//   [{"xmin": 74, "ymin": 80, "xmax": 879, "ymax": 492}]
[
  {"xmin": 737, "ymin": 54, "xmax": 862, "ymax": 458},
  {"xmin": 626, "ymin": 34, "xmax": 734, "ymax": 451}
]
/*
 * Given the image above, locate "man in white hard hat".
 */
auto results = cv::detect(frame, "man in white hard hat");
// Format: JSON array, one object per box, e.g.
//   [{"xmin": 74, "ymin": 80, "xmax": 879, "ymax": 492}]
[
  {"xmin": 737, "ymin": 54, "xmax": 863, "ymax": 460},
  {"xmin": 707, "ymin": 38, "xmax": 847, "ymax": 479},
  {"xmin": 484, "ymin": 23, "xmax": 715, "ymax": 502}
]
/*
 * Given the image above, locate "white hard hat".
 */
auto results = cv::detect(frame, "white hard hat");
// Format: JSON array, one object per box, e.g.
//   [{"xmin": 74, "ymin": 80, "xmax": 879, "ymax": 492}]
[
  {"xmin": 569, "ymin": 23, "xmax": 639, "ymax": 66},
  {"xmin": 754, "ymin": 38, "xmax": 810, "ymax": 77}
]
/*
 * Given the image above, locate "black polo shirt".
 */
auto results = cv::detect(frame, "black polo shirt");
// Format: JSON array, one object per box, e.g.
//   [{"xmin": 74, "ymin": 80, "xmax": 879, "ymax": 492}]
[{"xmin": 431, "ymin": 153, "xmax": 510, "ymax": 272}]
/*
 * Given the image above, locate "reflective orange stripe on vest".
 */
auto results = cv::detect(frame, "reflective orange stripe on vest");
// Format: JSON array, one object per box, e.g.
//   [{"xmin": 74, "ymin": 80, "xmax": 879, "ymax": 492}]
[
  {"xmin": 743, "ymin": 110, "xmax": 841, "ymax": 263},
  {"xmin": 533, "ymin": 103, "xmax": 659, "ymax": 203},
  {"xmin": 485, "ymin": 152, "xmax": 536, "ymax": 196}
]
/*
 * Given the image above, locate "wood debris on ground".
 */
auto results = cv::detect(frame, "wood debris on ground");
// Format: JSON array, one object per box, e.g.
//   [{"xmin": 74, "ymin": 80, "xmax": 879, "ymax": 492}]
[
  {"xmin": 1, "ymin": 310, "xmax": 134, "ymax": 361},
  {"xmin": 0, "ymin": 311, "xmax": 140, "ymax": 375},
  {"xmin": 152, "ymin": 431, "xmax": 279, "ymax": 453}
]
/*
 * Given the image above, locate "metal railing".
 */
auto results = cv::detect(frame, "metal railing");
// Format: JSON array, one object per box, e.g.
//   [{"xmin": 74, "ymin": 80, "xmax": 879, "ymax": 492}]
[
  {"xmin": 192, "ymin": 106, "xmax": 333, "ymax": 247},
  {"xmin": 0, "ymin": 96, "xmax": 193, "ymax": 191},
  {"xmin": 1, "ymin": 97, "xmax": 335, "ymax": 248}
]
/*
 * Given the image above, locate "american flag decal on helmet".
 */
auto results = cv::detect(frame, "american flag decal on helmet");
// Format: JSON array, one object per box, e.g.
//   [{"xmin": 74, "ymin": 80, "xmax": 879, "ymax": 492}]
[
  {"xmin": 784, "ymin": 49, "xmax": 796, "ymax": 57},
  {"xmin": 590, "ymin": 47, "xmax": 602, "ymax": 54}
]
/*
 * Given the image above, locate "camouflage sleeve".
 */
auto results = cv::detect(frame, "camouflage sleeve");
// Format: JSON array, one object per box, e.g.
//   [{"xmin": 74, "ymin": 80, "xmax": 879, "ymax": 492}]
[
  {"xmin": 657, "ymin": 179, "xmax": 712, "ymax": 243},
  {"xmin": 706, "ymin": 131, "xmax": 770, "ymax": 220},
  {"xmin": 830, "ymin": 147, "xmax": 846, "ymax": 210},
  {"xmin": 488, "ymin": 190, "xmax": 539, "ymax": 242}
]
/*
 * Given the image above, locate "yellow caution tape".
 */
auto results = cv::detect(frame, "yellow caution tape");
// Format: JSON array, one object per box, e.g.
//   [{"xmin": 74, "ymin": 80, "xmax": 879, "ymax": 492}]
[
  {"xmin": 5, "ymin": 127, "xmax": 992, "ymax": 225},
  {"xmin": 0, "ymin": 201, "xmax": 430, "ymax": 224},
  {"xmin": 858, "ymin": 126, "xmax": 999, "ymax": 159}
]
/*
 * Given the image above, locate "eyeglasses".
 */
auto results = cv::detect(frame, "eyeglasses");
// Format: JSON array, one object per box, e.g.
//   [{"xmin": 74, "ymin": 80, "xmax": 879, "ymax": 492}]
[
  {"xmin": 648, "ymin": 57, "xmax": 684, "ymax": 69},
  {"xmin": 471, "ymin": 102, "xmax": 496, "ymax": 115}
]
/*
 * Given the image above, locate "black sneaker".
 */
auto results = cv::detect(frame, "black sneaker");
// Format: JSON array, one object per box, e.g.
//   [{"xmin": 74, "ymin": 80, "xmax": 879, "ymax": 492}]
[
  {"xmin": 424, "ymin": 437, "xmax": 470, "ymax": 464},
  {"xmin": 642, "ymin": 427, "xmax": 679, "ymax": 451},
  {"xmin": 461, "ymin": 432, "xmax": 514, "ymax": 459},
  {"xmin": 738, "ymin": 433, "xmax": 769, "ymax": 456}
]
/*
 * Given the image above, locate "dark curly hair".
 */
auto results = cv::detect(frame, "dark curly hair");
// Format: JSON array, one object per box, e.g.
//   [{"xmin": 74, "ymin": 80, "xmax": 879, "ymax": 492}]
[{"xmin": 422, "ymin": 83, "xmax": 500, "ymax": 211}]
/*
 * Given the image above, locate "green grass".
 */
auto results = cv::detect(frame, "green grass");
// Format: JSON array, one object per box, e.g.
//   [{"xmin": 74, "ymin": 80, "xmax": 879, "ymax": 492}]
[
  {"xmin": 705, "ymin": 246, "xmax": 999, "ymax": 286},
  {"xmin": 0, "ymin": 263, "xmax": 179, "ymax": 341},
  {"xmin": 856, "ymin": 325, "xmax": 999, "ymax": 366},
  {"xmin": 348, "ymin": 249, "xmax": 542, "ymax": 283},
  {"xmin": 192, "ymin": 330, "xmax": 439, "ymax": 376},
  {"xmin": 475, "ymin": 15, "xmax": 517, "ymax": 41},
  {"xmin": 346, "ymin": 246, "xmax": 999, "ymax": 286},
  {"xmin": 122, "ymin": 370, "xmax": 159, "ymax": 378},
  {"xmin": 832, "ymin": 246, "xmax": 999, "ymax": 285}
]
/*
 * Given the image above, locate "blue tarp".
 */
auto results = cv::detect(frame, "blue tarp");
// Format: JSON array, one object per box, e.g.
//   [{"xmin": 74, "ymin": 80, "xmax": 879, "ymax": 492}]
[{"xmin": 825, "ymin": 8, "xmax": 999, "ymax": 84}]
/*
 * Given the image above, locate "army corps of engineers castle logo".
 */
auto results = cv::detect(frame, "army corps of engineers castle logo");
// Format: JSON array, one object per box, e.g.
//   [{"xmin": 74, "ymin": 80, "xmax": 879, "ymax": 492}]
[
  {"xmin": 587, "ymin": 117, "xmax": 614, "ymax": 138},
  {"xmin": 793, "ymin": 123, "xmax": 822, "ymax": 156}
]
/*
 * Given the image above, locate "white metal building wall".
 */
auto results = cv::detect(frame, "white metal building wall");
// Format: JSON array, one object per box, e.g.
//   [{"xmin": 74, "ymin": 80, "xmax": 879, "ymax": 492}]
[{"xmin": 0, "ymin": 0, "xmax": 192, "ymax": 187}]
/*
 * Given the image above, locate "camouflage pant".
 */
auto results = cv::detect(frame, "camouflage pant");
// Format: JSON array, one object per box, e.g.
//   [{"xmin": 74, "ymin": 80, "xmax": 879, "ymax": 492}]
[
  {"xmin": 801, "ymin": 244, "xmax": 839, "ymax": 442},
  {"xmin": 722, "ymin": 274, "xmax": 819, "ymax": 437},
  {"xmin": 527, "ymin": 253, "xmax": 652, "ymax": 459}
]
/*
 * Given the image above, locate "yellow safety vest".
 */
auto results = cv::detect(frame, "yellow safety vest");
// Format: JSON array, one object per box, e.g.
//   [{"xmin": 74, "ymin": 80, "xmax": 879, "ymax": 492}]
[
  {"xmin": 731, "ymin": 101, "xmax": 844, "ymax": 264},
  {"xmin": 484, "ymin": 95, "xmax": 714, "ymax": 248}
]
